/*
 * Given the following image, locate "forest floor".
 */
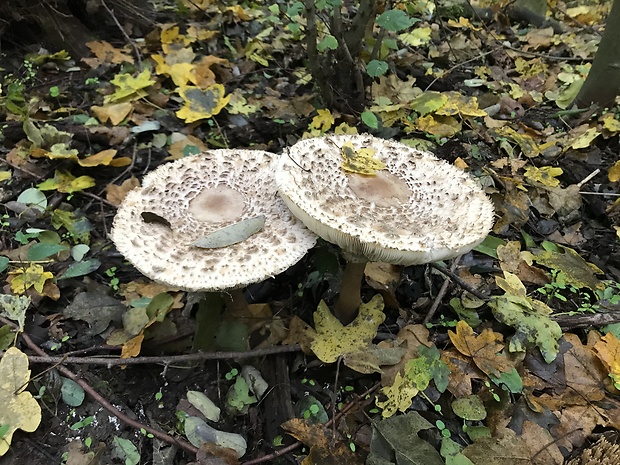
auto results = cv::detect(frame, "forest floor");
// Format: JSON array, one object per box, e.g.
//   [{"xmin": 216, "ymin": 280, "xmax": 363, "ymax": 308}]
[{"xmin": 0, "ymin": 1, "xmax": 620, "ymax": 465}]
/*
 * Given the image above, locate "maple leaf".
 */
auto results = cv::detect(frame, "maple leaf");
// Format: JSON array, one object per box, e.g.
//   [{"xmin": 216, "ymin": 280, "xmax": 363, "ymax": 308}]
[
  {"xmin": 310, "ymin": 109, "xmax": 335, "ymax": 132},
  {"xmin": 9, "ymin": 263, "xmax": 54, "ymax": 294},
  {"xmin": 310, "ymin": 294, "xmax": 385, "ymax": 363},
  {"xmin": 449, "ymin": 321, "xmax": 513, "ymax": 377},
  {"xmin": 104, "ymin": 69, "xmax": 155, "ymax": 104},
  {"xmin": 533, "ymin": 243, "xmax": 604, "ymax": 291},
  {"xmin": 593, "ymin": 332, "xmax": 620, "ymax": 391},
  {"xmin": 176, "ymin": 84, "xmax": 230, "ymax": 123}
]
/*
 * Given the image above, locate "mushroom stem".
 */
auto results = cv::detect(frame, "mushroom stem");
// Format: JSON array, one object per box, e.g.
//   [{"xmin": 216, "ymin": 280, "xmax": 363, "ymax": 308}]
[
  {"xmin": 223, "ymin": 288, "xmax": 250, "ymax": 315},
  {"xmin": 334, "ymin": 260, "xmax": 368, "ymax": 325}
]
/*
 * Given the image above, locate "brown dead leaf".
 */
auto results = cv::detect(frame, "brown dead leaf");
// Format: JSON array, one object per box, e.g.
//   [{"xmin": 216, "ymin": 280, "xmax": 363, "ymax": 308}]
[
  {"xmin": 281, "ymin": 418, "xmax": 362, "ymax": 465},
  {"xmin": 91, "ymin": 103, "xmax": 133, "ymax": 125},
  {"xmin": 89, "ymin": 126, "xmax": 131, "ymax": 146},
  {"xmin": 121, "ymin": 333, "xmax": 144, "ymax": 359},
  {"xmin": 497, "ymin": 241, "xmax": 549, "ymax": 286},
  {"xmin": 560, "ymin": 333, "xmax": 606, "ymax": 403},
  {"xmin": 441, "ymin": 348, "xmax": 483, "ymax": 397},
  {"xmin": 282, "ymin": 316, "xmax": 314, "ymax": 354},
  {"xmin": 106, "ymin": 177, "xmax": 140, "ymax": 206},
  {"xmin": 449, "ymin": 321, "xmax": 513, "ymax": 377},
  {"xmin": 380, "ymin": 324, "xmax": 432, "ymax": 386},
  {"xmin": 365, "ymin": 262, "xmax": 401, "ymax": 309},
  {"xmin": 464, "ymin": 422, "xmax": 563, "ymax": 465},
  {"xmin": 493, "ymin": 178, "xmax": 530, "ymax": 234},
  {"xmin": 593, "ymin": 332, "xmax": 620, "ymax": 393},
  {"xmin": 84, "ymin": 40, "xmax": 134, "ymax": 67}
]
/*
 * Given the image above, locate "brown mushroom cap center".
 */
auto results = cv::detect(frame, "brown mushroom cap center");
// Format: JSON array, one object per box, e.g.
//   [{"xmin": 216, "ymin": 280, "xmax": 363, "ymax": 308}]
[
  {"xmin": 188, "ymin": 185, "xmax": 245, "ymax": 223},
  {"xmin": 347, "ymin": 171, "xmax": 411, "ymax": 207}
]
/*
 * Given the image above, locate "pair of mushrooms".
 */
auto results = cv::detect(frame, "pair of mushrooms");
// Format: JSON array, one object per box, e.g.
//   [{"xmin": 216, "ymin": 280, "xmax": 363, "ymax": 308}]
[{"xmin": 111, "ymin": 134, "xmax": 494, "ymax": 325}]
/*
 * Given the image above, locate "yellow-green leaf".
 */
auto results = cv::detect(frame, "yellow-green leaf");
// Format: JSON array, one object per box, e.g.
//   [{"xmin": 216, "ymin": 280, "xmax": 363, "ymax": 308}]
[
  {"xmin": 524, "ymin": 165, "xmax": 563, "ymax": 187},
  {"xmin": 0, "ymin": 347, "xmax": 42, "ymax": 456},
  {"xmin": 38, "ymin": 170, "xmax": 96, "ymax": 194},
  {"xmin": 341, "ymin": 142, "xmax": 386, "ymax": 175},
  {"xmin": 105, "ymin": 69, "xmax": 155, "ymax": 104},
  {"xmin": 310, "ymin": 294, "xmax": 385, "ymax": 363},
  {"xmin": 9, "ymin": 263, "xmax": 54, "ymax": 295}
]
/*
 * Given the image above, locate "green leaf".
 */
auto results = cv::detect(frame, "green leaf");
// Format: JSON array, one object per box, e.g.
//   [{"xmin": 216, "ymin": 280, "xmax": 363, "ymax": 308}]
[
  {"xmin": 361, "ymin": 110, "xmax": 379, "ymax": 129},
  {"xmin": 27, "ymin": 243, "xmax": 69, "ymax": 261},
  {"xmin": 317, "ymin": 34, "xmax": 338, "ymax": 52},
  {"xmin": 112, "ymin": 437, "xmax": 140, "ymax": 465},
  {"xmin": 367, "ymin": 60, "xmax": 388, "ymax": 77},
  {"xmin": 58, "ymin": 258, "xmax": 101, "ymax": 280},
  {"xmin": 0, "ymin": 257, "xmax": 8, "ymax": 274},
  {"xmin": 452, "ymin": 395, "xmax": 486, "ymax": 421},
  {"xmin": 488, "ymin": 293, "xmax": 562, "ymax": 363},
  {"xmin": 376, "ymin": 9, "xmax": 415, "ymax": 32},
  {"xmin": 60, "ymin": 377, "xmax": 85, "ymax": 407}
]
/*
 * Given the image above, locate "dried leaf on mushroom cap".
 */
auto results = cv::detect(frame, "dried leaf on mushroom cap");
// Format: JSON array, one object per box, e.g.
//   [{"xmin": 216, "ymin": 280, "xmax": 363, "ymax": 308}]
[
  {"xmin": 111, "ymin": 150, "xmax": 317, "ymax": 291},
  {"xmin": 275, "ymin": 134, "xmax": 494, "ymax": 265}
]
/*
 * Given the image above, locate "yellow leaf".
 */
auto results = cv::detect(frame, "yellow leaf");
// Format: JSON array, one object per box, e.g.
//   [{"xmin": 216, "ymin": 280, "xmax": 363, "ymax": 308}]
[
  {"xmin": 492, "ymin": 126, "xmax": 540, "ymax": 157},
  {"xmin": 608, "ymin": 160, "xmax": 620, "ymax": 182},
  {"xmin": 176, "ymin": 84, "xmax": 230, "ymax": 123},
  {"xmin": 310, "ymin": 294, "xmax": 385, "ymax": 363},
  {"xmin": 310, "ymin": 109, "xmax": 334, "ymax": 132},
  {"xmin": 375, "ymin": 371, "xmax": 420, "ymax": 417},
  {"xmin": 10, "ymin": 263, "xmax": 54, "ymax": 295},
  {"xmin": 415, "ymin": 114, "xmax": 461, "ymax": 138},
  {"xmin": 91, "ymin": 102, "xmax": 133, "ymax": 125},
  {"xmin": 340, "ymin": 141, "xmax": 386, "ymax": 175},
  {"xmin": 37, "ymin": 170, "xmax": 96, "ymax": 194},
  {"xmin": 570, "ymin": 127, "xmax": 600, "ymax": 149},
  {"xmin": 398, "ymin": 27, "xmax": 432, "ymax": 46},
  {"xmin": 0, "ymin": 347, "xmax": 42, "ymax": 456},
  {"xmin": 435, "ymin": 92, "xmax": 487, "ymax": 117},
  {"xmin": 0, "ymin": 171, "xmax": 11, "ymax": 181},
  {"xmin": 152, "ymin": 54, "xmax": 194, "ymax": 87},
  {"xmin": 593, "ymin": 332, "xmax": 620, "ymax": 391},
  {"xmin": 602, "ymin": 113, "xmax": 620, "ymax": 133},
  {"xmin": 85, "ymin": 40, "xmax": 134, "ymax": 66},
  {"xmin": 524, "ymin": 165, "xmax": 563, "ymax": 187},
  {"xmin": 495, "ymin": 271, "xmax": 527, "ymax": 296},
  {"xmin": 105, "ymin": 69, "xmax": 155, "ymax": 104},
  {"xmin": 78, "ymin": 149, "xmax": 118, "ymax": 167}
]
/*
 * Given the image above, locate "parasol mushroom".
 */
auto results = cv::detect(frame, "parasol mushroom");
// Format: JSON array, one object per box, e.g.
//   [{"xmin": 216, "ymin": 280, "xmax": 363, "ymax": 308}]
[
  {"xmin": 111, "ymin": 149, "xmax": 317, "ymax": 314},
  {"xmin": 275, "ymin": 134, "xmax": 494, "ymax": 324}
]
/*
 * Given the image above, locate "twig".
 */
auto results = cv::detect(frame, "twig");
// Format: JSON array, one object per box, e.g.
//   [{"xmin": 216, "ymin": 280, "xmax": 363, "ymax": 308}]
[
  {"xmin": 429, "ymin": 262, "xmax": 489, "ymax": 300},
  {"xmin": 576, "ymin": 169, "xmax": 600, "ymax": 188},
  {"xmin": 10, "ymin": 324, "xmax": 199, "ymax": 456},
  {"xmin": 423, "ymin": 256, "xmax": 462, "ymax": 324},
  {"xmin": 424, "ymin": 48, "xmax": 497, "ymax": 92},
  {"xmin": 100, "ymin": 0, "xmax": 142, "ymax": 68},
  {"xmin": 242, "ymin": 383, "xmax": 381, "ymax": 465},
  {"xmin": 0, "ymin": 342, "xmax": 302, "ymax": 366}
]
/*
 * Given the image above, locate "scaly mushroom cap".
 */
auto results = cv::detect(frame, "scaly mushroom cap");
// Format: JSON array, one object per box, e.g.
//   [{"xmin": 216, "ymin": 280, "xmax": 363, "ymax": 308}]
[
  {"xmin": 111, "ymin": 150, "xmax": 317, "ymax": 291},
  {"xmin": 275, "ymin": 134, "xmax": 494, "ymax": 265}
]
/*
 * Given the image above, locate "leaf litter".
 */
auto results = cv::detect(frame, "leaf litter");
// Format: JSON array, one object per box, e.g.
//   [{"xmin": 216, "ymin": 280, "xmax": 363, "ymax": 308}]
[{"xmin": 0, "ymin": 0, "xmax": 620, "ymax": 463}]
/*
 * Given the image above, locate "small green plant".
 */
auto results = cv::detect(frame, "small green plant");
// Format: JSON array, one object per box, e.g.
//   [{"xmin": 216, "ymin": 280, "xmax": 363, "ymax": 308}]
[
  {"xmin": 140, "ymin": 427, "xmax": 154, "ymax": 439},
  {"xmin": 50, "ymin": 334, "xmax": 70, "ymax": 351},
  {"xmin": 85, "ymin": 437, "xmax": 92, "ymax": 449},
  {"xmin": 49, "ymin": 86, "xmax": 60, "ymax": 98},
  {"xmin": 70, "ymin": 415, "xmax": 94, "ymax": 431},
  {"xmin": 105, "ymin": 267, "xmax": 120, "ymax": 290},
  {"xmin": 85, "ymin": 77, "xmax": 99, "ymax": 86},
  {"xmin": 225, "ymin": 368, "xmax": 239, "ymax": 381}
]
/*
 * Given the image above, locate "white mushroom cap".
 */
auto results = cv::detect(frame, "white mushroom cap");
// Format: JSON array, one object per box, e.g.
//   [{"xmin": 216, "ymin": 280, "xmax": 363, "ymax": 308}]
[
  {"xmin": 275, "ymin": 134, "xmax": 494, "ymax": 265},
  {"xmin": 111, "ymin": 150, "xmax": 317, "ymax": 291}
]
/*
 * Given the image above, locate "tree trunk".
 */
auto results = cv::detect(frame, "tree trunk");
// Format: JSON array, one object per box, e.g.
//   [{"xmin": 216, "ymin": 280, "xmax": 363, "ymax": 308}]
[{"xmin": 573, "ymin": 0, "xmax": 620, "ymax": 108}]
